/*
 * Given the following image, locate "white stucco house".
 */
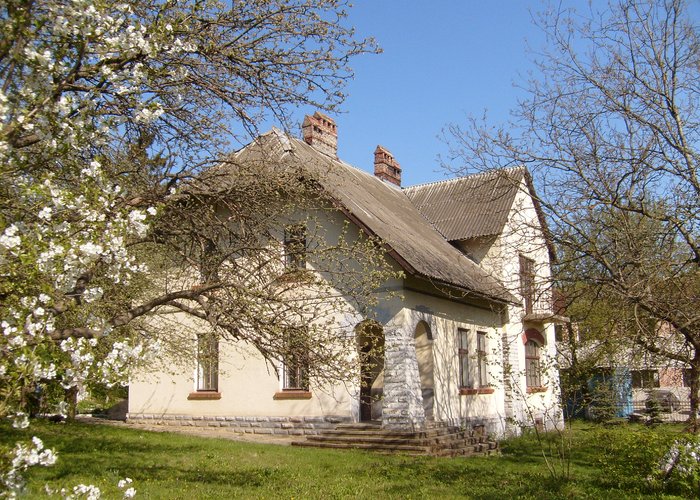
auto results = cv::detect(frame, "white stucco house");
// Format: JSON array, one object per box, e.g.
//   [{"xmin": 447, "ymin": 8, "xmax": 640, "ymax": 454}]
[{"xmin": 128, "ymin": 112, "xmax": 565, "ymax": 438}]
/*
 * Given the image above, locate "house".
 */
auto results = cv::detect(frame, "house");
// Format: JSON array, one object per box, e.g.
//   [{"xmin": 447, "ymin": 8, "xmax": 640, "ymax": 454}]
[
  {"xmin": 557, "ymin": 321, "xmax": 694, "ymax": 421},
  {"xmin": 128, "ymin": 112, "xmax": 565, "ymax": 437}
]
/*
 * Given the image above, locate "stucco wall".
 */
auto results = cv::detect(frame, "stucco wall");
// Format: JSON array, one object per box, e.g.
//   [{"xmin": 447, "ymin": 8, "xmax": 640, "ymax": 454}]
[
  {"xmin": 129, "ymin": 178, "xmax": 563, "ymax": 436},
  {"xmin": 462, "ymin": 178, "xmax": 563, "ymax": 433},
  {"xmin": 128, "ymin": 336, "xmax": 355, "ymax": 420},
  {"xmin": 400, "ymin": 290, "xmax": 508, "ymax": 434}
]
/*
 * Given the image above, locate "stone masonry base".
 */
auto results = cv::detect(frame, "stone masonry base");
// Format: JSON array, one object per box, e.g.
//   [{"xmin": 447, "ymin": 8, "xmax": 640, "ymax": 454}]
[{"xmin": 126, "ymin": 414, "xmax": 351, "ymax": 436}]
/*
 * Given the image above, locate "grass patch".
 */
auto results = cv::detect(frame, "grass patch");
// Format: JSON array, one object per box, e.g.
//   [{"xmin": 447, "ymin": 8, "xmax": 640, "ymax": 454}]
[{"xmin": 0, "ymin": 420, "xmax": 692, "ymax": 499}]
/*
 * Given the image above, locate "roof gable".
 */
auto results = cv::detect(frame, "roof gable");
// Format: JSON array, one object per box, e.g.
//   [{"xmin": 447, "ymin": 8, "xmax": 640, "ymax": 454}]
[
  {"xmin": 223, "ymin": 130, "xmax": 517, "ymax": 304},
  {"xmin": 403, "ymin": 168, "xmax": 526, "ymax": 241}
]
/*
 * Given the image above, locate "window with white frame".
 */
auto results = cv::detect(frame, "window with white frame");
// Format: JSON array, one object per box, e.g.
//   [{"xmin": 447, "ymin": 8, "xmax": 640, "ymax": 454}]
[{"xmin": 196, "ymin": 332, "xmax": 218, "ymax": 392}]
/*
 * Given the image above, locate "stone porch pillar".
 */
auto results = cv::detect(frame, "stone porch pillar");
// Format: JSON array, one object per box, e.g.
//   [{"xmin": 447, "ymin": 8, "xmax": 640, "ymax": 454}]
[{"xmin": 381, "ymin": 325, "xmax": 426, "ymax": 430}]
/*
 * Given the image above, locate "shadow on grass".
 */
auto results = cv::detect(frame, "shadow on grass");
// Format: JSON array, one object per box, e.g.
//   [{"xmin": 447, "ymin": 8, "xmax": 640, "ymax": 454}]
[
  {"xmin": 3, "ymin": 419, "xmax": 686, "ymax": 498},
  {"xmin": 1, "ymin": 420, "xmax": 286, "ymax": 481}
]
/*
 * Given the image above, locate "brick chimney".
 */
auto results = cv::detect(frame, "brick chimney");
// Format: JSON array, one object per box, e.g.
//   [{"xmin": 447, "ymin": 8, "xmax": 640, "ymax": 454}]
[
  {"xmin": 374, "ymin": 145, "xmax": 401, "ymax": 186},
  {"xmin": 302, "ymin": 112, "xmax": 338, "ymax": 158}
]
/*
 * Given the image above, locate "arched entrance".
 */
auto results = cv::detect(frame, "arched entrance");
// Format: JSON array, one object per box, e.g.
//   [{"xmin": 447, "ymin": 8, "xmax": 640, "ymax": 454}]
[
  {"xmin": 414, "ymin": 320, "xmax": 435, "ymax": 419},
  {"xmin": 356, "ymin": 320, "xmax": 384, "ymax": 422}
]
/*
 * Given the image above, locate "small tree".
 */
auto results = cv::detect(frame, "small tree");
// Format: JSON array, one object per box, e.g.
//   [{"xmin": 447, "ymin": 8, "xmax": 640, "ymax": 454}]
[{"xmin": 444, "ymin": 0, "xmax": 700, "ymax": 429}]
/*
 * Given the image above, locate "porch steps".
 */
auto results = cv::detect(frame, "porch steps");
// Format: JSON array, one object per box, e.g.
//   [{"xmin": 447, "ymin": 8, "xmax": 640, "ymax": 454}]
[{"xmin": 291, "ymin": 422, "xmax": 499, "ymax": 457}]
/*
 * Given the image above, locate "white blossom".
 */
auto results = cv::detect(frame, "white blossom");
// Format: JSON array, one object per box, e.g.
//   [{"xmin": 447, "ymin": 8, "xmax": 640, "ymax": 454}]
[
  {"xmin": 0, "ymin": 224, "xmax": 21, "ymax": 250},
  {"xmin": 1, "ymin": 436, "xmax": 57, "ymax": 496},
  {"xmin": 67, "ymin": 483, "xmax": 102, "ymax": 500},
  {"xmin": 79, "ymin": 242, "xmax": 104, "ymax": 258},
  {"xmin": 11, "ymin": 413, "xmax": 29, "ymax": 430},
  {"xmin": 38, "ymin": 207, "xmax": 53, "ymax": 221},
  {"xmin": 117, "ymin": 478, "xmax": 132, "ymax": 489}
]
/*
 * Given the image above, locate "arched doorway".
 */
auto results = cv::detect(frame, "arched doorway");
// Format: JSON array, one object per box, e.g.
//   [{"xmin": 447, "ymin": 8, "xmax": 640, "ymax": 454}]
[
  {"xmin": 356, "ymin": 320, "xmax": 384, "ymax": 422},
  {"xmin": 415, "ymin": 320, "xmax": 435, "ymax": 419}
]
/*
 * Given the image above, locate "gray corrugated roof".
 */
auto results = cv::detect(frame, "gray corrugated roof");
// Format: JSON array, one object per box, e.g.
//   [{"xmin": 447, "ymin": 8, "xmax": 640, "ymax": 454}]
[
  {"xmin": 404, "ymin": 168, "xmax": 526, "ymax": 241},
  {"xmin": 217, "ymin": 130, "xmax": 516, "ymax": 304}
]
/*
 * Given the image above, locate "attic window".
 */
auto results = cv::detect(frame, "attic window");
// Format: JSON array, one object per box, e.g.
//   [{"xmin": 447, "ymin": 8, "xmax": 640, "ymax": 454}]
[
  {"xmin": 519, "ymin": 255, "xmax": 535, "ymax": 314},
  {"xmin": 284, "ymin": 224, "xmax": 306, "ymax": 270}
]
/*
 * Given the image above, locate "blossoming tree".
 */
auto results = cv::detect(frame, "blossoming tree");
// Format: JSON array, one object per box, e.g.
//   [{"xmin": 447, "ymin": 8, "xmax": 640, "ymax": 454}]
[{"xmin": 0, "ymin": 0, "xmax": 379, "ymax": 494}]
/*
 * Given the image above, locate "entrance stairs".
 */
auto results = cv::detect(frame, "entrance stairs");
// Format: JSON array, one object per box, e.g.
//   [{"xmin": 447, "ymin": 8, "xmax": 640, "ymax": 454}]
[{"xmin": 291, "ymin": 422, "xmax": 498, "ymax": 457}]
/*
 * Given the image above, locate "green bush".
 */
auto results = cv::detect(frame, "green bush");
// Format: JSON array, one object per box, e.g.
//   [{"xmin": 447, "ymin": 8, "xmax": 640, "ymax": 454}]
[
  {"xmin": 591, "ymin": 424, "xmax": 680, "ymax": 491},
  {"xmin": 655, "ymin": 436, "xmax": 700, "ymax": 497}
]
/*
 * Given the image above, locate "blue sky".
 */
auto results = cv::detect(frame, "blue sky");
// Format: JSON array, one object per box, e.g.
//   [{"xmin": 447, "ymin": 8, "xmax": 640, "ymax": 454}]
[
  {"xmin": 259, "ymin": 1, "xmax": 698, "ymax": 187},
  {"xmin": 334, "ymin": 0, "xmax": 546, "ymax": 186}
]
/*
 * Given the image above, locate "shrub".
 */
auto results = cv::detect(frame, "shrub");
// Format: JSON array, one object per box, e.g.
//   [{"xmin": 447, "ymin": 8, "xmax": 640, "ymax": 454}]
[
  {"xmin": 592, "ymin": 424, "xmax": 679, "ymax": 491},
  {"xmin": 655, "ymin": 436, "xmax": 700, "ymax": 497}
]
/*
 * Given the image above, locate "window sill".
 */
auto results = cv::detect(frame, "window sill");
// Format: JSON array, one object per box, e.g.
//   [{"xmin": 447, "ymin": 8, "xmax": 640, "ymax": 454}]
[
  {"xmin": 459, "ymin": 388, "xmax": 495, "ymax": 396},
  {"xmin": 527, "ymin": 386, "xmax": 548, "ymax": 394},
  {"xmin": 188, "ymin": 391, "xmax": 221, "ymax": 400},
  {"xmin": 273, "ymin": 390, "xmax": 312, "ymax": 400},
  {"xmin": 276, "ymin": 270, "xmax": 314, "ymax": 284}
]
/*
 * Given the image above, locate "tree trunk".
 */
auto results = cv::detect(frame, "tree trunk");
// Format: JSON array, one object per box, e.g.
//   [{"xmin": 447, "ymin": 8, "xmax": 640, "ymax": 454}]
[
  {"xmin": 688, "ymin": 352, "xmax": 700, "ymax": 433},
  {"xmin": 66, "ymin": 386, "xmax": 78, "ymax": 421}
]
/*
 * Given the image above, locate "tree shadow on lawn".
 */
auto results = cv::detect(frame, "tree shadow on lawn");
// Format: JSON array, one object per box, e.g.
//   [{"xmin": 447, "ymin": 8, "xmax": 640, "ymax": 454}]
[
  {"xmin": 2, "ymin": 423, "xmax": 296, "ymax": 493},
  {"xmin": 364, "ymin": 455, "xmax": 573, "ymax": 499}
]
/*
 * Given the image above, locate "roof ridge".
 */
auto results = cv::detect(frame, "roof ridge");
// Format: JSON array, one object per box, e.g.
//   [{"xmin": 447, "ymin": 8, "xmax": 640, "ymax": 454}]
[
  {"xmin": 404, "ymin": 166, "xmax": 526, "ymax": 191},
  {"xmin": 287, "ymin": 134, "xmax": 404, "ymax": 189}
]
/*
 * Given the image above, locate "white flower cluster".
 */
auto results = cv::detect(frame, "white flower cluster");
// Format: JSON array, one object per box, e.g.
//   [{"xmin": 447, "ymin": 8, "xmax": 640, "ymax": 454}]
[
  {"xmin": 11, "ymin": 413, "xmax": 30, "ymax": 430},
  {"xmin": 117, "ymin": 477, "xmax": 136, "ymax": 498},
  {"xmin": 0, "ymin": 0, "xmax": 198, "ymax": 173},
  {"xmin": 61, "ymin": 483, "xmax": 101, "ymax": 500},
  {"xmin": 0, "ymin": 0, "xmax": 208, "ymax": 497},
  {"xmin": 56, "ymin": 477, "xmax": 136, "ymax": 499},
  {"xmin": 99, "ymin": 341, "xmax": 144, "ymax": 387},
  {"xmin": 60, "ymin": 337, "xmax": 97, "ymax": 392},
  {"xmin": 0, "ymin": 437, "xmax": 57, "ymax": 498},
  {"xmin": 21, "ymin": 175, "xmax": 155, "ymax": 294},
  {"xmin": 1, "ymin": 168, "xmax": 157, "ymax": 419},
  {"xmin": 659, "ymin": 437, "xmax": 700, "ymax": 482},
  {"xmin": 0, "ymin": 225, "xmax": 21, "ymax": 254}
]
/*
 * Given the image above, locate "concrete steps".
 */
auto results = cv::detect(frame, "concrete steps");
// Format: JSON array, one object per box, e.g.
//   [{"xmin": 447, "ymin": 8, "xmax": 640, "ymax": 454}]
[{"xmin": 291, "ymin": 422, "xmax": 499, "ymax": 457}]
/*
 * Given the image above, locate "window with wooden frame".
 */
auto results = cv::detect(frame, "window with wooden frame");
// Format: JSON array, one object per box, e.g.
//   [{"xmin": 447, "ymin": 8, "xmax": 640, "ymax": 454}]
[
  {"xmin": 525, "ymin": 340, "xmax": 542, "ymax": 389},
  {"xmin": 283, "ymin": 352, "xmax": 309, "ymax": 391},
  {"xmin": 283, "ymin": 224, "xmax": 306, "ymax": 270},
  {"xmin": 631, "ymin": 369, "xmax": 660, "ymax": 389},
  {"xmin": 458, "ymin": 328, "xmax": 470, "ymax": 389},
  {"xmin": 523, "ymin": 328, "xmax": 546, "ymax": 392},
  {"xmin": 283, "ymin": 328, "xmax": 309, "ymax": 391},
  {"xmin": 477, "ymin": 331, "xmax": 488, "ymax": 387},
  {"xmin": 196, "ymin": 332, "xmax": 219, "ymax": 393},
  {"xmin": 519, "ymin": 254, "xmax": 535, "ymax": 314},
  {"xmin": 458, "ymin": 329, "xmax": 493, "ymax": 395}
]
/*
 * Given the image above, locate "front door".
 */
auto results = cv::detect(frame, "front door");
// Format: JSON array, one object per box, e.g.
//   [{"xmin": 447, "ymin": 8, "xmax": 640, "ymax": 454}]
[
  {"xmin": 360, "ymin": 364, "xmax": 373, "ymax": 422},
  {"xmin": 357, "ymin": 321, "xmax": 384, "ymax": 422}
]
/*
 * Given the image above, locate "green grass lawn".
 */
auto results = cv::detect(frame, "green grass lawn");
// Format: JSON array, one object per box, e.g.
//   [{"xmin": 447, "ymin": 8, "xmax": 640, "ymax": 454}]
[{"xmin": 0, "ymin": 419, "xmax": 695, "ymax": 499}]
